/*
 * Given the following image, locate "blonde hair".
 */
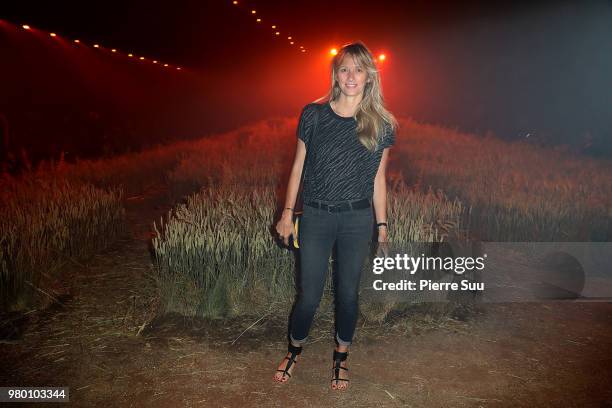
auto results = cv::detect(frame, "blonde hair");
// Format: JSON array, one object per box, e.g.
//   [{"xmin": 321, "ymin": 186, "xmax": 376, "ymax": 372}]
[{"xmin": 314, "ymin": 41, "xmax": 398, "ymax": 152}]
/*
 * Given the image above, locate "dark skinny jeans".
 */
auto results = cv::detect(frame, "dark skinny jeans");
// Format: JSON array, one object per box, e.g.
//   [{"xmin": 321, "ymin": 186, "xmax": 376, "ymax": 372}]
[{"xmin": 289, "ymin": 198, "xmax": 373, "ymax": 347}]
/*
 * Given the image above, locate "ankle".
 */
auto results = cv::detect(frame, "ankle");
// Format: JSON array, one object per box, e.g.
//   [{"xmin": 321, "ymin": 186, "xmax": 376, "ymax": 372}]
[{"xmin": 335, "ymin": 345, "xmax": 349, "ymax": 353}]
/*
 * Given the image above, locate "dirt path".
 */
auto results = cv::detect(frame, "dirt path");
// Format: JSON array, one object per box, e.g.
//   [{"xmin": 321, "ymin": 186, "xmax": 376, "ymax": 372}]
[{"xmin": 1, "ymin": 186, "xmax": 612, "ymax": 407}]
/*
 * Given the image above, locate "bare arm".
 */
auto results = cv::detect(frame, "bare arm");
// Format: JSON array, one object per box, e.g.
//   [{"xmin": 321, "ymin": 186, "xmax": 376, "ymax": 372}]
[
  {"xmin": 281, "ymin": 139, "xmax": 307, "ymax": 221},
  {"xmin": 372, "ymin": 148, "xmax": 390, "ymax": 242},
  {"xmin": 276, "ymin": 139, "xmax": 307, "ymax": 246}
]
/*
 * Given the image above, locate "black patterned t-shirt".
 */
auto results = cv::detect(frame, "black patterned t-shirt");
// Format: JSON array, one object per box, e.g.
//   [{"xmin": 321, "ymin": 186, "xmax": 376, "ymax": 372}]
[{"xmin": 296, "ymin": 101, "xmax": 396, "ymax": 202}]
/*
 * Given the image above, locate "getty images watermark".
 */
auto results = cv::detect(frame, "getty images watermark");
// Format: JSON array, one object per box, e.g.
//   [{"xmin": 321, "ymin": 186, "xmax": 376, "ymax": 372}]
[
  {"xmin": 371, "ymin": 252, "xmax": 486, "ymax": 292},
  {"xmin": 359, "ymin": 241, "xmax": 612, "ymax": 303}
]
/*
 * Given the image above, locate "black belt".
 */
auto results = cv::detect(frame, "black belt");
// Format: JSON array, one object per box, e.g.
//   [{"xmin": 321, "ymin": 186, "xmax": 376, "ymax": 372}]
[{"xmin": 304, "ymin": 198, "xmax": 370, "ymax": 213}]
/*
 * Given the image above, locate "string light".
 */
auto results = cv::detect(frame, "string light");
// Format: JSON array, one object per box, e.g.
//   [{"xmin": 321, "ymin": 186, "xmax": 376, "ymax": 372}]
[
  {"xmin": 228, "ymin": 3, "xmax": 306, "ymax": 53},
  {"xmin": 15, "ymin": 21, "xmax": 182, "ymax": 72},
  {"xmin": 227, "ymin": 0, "xmax": 387, "ymax": 58}
]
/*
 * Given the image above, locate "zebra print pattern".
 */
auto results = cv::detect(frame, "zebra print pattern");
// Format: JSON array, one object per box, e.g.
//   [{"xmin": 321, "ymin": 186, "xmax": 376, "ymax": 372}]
[{"xmin": 297, "ymin": 101, "xmax": 395, "ymax": 202}]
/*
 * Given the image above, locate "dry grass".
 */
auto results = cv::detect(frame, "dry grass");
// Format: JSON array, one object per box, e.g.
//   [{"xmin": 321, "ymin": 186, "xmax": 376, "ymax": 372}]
[
  {"xmin": 0, "ymin": 175, "xmax": 125, "ymax": 312},
  {"xmin": 395, "ymin": 118, "xmax": 612, "ymax": 241}
]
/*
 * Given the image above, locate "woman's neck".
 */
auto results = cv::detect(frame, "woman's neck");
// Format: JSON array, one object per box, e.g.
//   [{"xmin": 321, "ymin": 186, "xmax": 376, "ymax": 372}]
[{"xmin": 331, "ymin": 95, "xmax": 362, "ymax": 117}]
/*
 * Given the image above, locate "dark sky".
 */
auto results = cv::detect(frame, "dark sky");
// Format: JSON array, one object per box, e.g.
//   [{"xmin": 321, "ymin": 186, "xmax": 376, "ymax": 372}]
[{"xmin": 1, "ymin": 0, "xmax": 611, "ymax": 159}]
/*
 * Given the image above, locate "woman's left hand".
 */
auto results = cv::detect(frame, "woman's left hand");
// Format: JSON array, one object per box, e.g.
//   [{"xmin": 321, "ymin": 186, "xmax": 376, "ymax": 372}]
[{"xmin": 376, "ymin": 227, "xmax": 389, "ymax": 257}]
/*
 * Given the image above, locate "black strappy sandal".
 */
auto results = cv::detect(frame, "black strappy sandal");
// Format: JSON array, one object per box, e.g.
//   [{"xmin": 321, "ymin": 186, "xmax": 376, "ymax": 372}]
[
  {"xmin": 276, "ymin": 343, "xmax": 302, "ymax": 383},
  {"xmin": 331, "ymin": 350, "xmax": 349, "ymax": 389}
]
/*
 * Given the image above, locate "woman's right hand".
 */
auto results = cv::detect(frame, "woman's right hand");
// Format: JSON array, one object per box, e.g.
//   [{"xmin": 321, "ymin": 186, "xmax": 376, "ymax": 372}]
[{"xmin": 275, "ymin": 213, "xmax": 295, "ymax": 247}]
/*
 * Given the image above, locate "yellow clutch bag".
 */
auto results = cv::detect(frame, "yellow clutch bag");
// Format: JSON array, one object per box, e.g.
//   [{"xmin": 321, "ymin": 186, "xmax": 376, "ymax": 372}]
[{"xmin": 292, "ymin": 215, "xmax": 301, "ymax": 249}]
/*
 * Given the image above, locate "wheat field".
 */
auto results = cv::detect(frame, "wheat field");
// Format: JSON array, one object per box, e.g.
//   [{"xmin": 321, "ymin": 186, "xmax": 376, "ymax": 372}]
[{"xmin": 2, "ymin": 115, "xmax": 610, "ymax": 318}]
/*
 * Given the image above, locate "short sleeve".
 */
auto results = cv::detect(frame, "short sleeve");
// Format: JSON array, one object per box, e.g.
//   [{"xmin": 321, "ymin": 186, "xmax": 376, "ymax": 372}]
[
  {"xmin": 378, "ymin": 121, "xmax": 396, "ymax": 150},
  {"xmin": 296, "ymin": 103, "xmax": 318, "ymax": 148}
]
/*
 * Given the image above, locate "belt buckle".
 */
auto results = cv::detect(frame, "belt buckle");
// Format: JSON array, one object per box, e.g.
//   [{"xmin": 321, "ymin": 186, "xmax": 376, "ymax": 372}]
[{"xmin": 326, "ymin": 203, "xmax": 337, "ymax": 213}]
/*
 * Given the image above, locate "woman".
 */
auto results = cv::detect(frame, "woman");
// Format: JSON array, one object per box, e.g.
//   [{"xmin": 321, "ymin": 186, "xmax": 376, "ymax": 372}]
[{"xmin": 273, "ymin": 41, "xmax": 397, "ymax": 390}]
